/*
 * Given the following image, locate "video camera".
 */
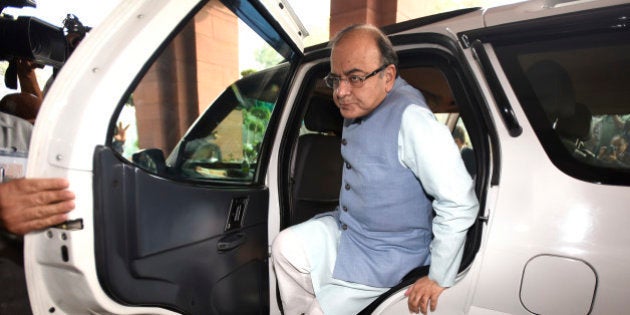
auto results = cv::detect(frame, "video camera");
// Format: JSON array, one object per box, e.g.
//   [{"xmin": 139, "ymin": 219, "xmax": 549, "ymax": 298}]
[{"xmin": 0, "ymin": 0, "xmax": 88, "ymax": 89}]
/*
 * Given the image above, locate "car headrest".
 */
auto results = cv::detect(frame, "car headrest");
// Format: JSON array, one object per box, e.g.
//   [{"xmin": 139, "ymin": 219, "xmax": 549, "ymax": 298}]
[
  {"xmin": 304, "ymin": 95, "xmax": 343, "ymax": 134},
  {"xmin": 526, "ymin": 60, "xmax": 577, "ymax": 122},
  {"xmin": 555, "ymin": 103, "xmax": 592, "ymax": 141},
  {"xmin": 526, "ymin": 60, "xmax": 592, "ymax": 141}
]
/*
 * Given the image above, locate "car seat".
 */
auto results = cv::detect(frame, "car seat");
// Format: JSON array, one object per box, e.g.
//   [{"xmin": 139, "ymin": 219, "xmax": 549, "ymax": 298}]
[{"xmin": 290, "ymin": 95, "xmax": 344, "ymax": 225}]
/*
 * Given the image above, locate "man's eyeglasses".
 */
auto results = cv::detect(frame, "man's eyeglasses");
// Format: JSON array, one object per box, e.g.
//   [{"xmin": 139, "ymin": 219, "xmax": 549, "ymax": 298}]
[{"xmin": 324, "ymin": 64, "xmax": 389, "ymax": 89}]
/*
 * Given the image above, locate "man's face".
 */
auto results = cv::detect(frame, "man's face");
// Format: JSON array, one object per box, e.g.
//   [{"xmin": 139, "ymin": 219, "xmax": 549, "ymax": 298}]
[{"xmin": 330, "ymin": 31, "xmax": 395, "ymax": 119}]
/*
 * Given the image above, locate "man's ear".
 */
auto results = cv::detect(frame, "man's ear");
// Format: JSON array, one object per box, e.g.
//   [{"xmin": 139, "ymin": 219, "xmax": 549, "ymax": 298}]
[{"xmin": 384, "ymin": 64, "xmax": 396, "ymax": 92}]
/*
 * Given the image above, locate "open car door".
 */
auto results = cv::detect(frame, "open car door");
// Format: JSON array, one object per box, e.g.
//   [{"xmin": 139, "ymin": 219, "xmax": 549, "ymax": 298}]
[{"xmin": 24, "ymin": 0, "xmax": 306, "ymax": 314}]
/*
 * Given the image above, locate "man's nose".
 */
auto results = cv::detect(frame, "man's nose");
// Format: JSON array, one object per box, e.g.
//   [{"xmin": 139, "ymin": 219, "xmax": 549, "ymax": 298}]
[{"xmin": 335, "ymin": 80, "xmax": 352, "ymax": 97}]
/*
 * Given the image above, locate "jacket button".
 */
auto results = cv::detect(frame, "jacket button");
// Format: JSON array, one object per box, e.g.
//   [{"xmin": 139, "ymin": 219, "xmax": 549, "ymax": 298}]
[
  {"xmin": 342, "ymin": 206, "xmax": 348, "ymax": 212},
  {"xmin": 342, "ymin": 224, "xmax": 348, "ymax": 230},
  {"xmin": 346, "ymin": 162, "xmax": 351, "ymax": 169},
  {"xmin": 345, "ymin": 183, "xmax": 350, "ymax": 190},
  {"xmin": 341, "ymin": 138, "xmax": 347, "ymax": 145}
]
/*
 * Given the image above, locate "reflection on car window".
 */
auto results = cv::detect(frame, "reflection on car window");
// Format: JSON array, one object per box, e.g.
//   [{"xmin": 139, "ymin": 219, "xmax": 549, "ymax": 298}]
[
  {"xmin": 173, "ymin": 83, "xmax": 282, "ymax": 181},
  {"xmin": 496, "ymin": 31, "xmax": 630, "ymax": 181},
  {"xmin": 584, "ymin": 115, "xmax": 630, "ymax": 167},
  {"xmin": 109, "ymin": 2, "xmax": 292, "ymax": 183}
]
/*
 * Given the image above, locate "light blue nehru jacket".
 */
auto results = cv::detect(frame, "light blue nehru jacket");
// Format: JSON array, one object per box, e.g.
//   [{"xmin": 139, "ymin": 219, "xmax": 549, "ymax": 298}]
[{"xmin": 332, "ymin": 78, "xmax": 433, "ymax": 288}]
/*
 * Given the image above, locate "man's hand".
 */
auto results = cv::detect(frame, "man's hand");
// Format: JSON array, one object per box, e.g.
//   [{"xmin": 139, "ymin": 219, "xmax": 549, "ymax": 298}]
[
  {"xmin": 15, "ymin": 58, "xmax": 43, "ymax": 99},
  {"xmin": 114, "ymin": 122, "xmax": 130, "ymax": 143},
  {"xmin": 405, "ymin": 276, "xmax": 445, "ymax": 314},
  {"xmin": 0, "ymin": 178, "xmax": 75, "ymax": 235}
]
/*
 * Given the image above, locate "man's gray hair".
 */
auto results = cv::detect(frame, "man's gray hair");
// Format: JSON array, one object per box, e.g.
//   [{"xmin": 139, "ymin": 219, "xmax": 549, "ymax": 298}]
[{"xmin": 329, "ymin": 24, "xmax": 398, "ymax": 69}]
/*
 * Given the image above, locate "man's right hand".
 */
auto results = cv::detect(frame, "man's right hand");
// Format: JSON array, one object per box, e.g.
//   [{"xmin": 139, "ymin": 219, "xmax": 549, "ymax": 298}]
[
  {"xmin": 0, "ymin": 178, "xmax": 75, "ymax": 235},
  {"xmin": 405, "ymin": 276, "xmax": 446, "ymax": 314}
]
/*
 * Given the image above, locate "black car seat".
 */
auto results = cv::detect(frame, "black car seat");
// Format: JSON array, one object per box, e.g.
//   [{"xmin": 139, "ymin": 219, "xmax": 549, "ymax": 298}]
[{"xmin": 290, "ymin": 95, "xmax": 344, "ymax": 225}]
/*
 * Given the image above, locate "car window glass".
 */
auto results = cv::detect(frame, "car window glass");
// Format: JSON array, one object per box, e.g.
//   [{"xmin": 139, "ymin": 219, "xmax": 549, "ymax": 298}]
[
  {"xmin": 109, "ymin": 2, "xmax": 292, "ymax": 183},
  {"xmin": 495, "ymin": 31, "xmax": 630, "ymax": 182}
]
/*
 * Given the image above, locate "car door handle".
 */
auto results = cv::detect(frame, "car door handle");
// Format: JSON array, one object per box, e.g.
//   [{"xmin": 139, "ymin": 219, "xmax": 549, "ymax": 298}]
[{"xmin": 217, "ymin": 232, "xmax": 247, "ymax": 252}]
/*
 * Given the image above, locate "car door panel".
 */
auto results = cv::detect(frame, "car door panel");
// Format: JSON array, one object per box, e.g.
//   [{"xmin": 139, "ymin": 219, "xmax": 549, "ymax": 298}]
[{"xmin": 94, "ymin": 146, "xmax": 268, "ymax": 314}]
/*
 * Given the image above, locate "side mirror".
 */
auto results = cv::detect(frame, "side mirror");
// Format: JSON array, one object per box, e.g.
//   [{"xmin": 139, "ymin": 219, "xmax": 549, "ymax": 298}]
[{"xmin": 132, "ymin": 148, "xmax": 166, "ymax": 175}]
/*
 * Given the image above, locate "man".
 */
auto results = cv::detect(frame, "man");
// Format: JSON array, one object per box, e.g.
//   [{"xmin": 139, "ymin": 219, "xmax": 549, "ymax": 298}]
[
  {"xmin": 0, "ymin": 178, "xmax": 75, "ymax": 235},
  {"xmin": 272, "ymin": 24, "xmax": 478, "ymax": 314},
  {"xmin": 0, "ymin": 111, "xmax": 75, "ymax": 314},
  {"xmin": 453, "ymin": 126, "xmax": 476, "ymax": 178}
]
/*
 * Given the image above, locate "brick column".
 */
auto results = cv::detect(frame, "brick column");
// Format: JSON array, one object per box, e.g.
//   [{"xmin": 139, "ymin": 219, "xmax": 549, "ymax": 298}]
[
  {"xmin": 193, "ymin": 2, "xmax": 239, "ymax": 114},
  {"xmin": 132, "ymin": 2, "xmax": 238, "ymax": 153},
  {"xmin": 133, "ymin": 20, "xmax": 199, "ymax": 152},
  {"xmin": 329, "ymin": 0, "xmax": 397, "ymax": 37},
  {"xmin": 329, "ymin": 0, "xmax": 434, "ymax": 37}
]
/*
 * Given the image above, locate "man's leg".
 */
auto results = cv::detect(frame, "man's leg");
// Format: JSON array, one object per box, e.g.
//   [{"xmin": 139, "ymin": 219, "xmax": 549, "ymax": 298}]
[{"xmin": 272, "ymin": 226, "xmax": 322, "ymax": 314}]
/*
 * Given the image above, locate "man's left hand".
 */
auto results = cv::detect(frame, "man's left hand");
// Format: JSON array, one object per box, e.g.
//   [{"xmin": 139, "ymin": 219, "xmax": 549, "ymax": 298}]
[{"xmin": 404, "ymin": 276, "xmax": 445, "ymax": 314}]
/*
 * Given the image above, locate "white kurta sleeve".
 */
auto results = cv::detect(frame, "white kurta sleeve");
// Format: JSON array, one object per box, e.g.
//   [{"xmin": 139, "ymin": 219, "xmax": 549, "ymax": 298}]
[{"xmin": 398, "ymin": 105, "xmax": 479, "ymax": 287}]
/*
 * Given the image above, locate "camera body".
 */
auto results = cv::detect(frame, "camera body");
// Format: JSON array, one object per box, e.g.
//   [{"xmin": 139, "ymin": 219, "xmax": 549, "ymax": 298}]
[
  {"xmin": 0, "ymin": 16, "xmax": 67, "ymax": 68},
  {"xmin": 1, "ymin": 0, "xmax": 68, "ymax": 88}
]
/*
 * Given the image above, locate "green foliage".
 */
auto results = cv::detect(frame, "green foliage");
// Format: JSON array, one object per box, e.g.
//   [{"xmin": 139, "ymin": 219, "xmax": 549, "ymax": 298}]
[
  {"xmin": 241, "ymin": 69, "xmax": 257, "ymax": 77},
  {"xmin": 254, "ymin": 46, "xmax": 283, "ymax": 68},
  {"xmin": 241, "ymin": 99, "xmax": 273, "ymax": 163}
]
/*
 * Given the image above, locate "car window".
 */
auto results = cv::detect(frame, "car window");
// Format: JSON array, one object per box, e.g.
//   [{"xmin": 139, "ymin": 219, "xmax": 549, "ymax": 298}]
[
  {"xmin": 108, "ymin": 2, "xmax": 292, "ymax": 184},
  {"xmin": 495, "ymin": 30, "xmax": 630, "ymax": 184}
]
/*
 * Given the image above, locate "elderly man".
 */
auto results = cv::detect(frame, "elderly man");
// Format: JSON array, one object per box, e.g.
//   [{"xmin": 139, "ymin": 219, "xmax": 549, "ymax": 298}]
[{"xmin": 272, "ymin": 24, "xmax": 478, "ymax": 314}]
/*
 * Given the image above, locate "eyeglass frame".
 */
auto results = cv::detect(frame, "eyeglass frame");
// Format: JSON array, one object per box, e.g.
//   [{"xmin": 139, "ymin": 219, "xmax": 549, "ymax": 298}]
[{"xmin": 323, "ymin": 64, "xmax": 390, "ymax": 89}]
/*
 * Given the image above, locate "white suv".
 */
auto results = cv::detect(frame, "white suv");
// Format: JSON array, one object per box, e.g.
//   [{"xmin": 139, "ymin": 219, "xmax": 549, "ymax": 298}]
[{"xmin": 26, "ymin": 0, "xmax": 630, "ymax": 314}]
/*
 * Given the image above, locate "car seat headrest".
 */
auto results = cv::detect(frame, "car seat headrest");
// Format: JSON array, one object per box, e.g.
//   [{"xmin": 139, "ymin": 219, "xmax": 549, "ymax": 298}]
[
  {"xmin": 526, "ymin": 60, "xmax": 593, "ymax": 141},
  {"xmin": 555, "ymin": 103, "xmax": 592, "ymax": 141},
  {"xmin": 526, "ymin": 60, "xmax": 577, "ymax": 122},
  {"xmin": 304, "ymin": 95, "xmax": 343, "ymax": 134}
]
